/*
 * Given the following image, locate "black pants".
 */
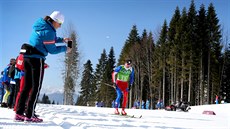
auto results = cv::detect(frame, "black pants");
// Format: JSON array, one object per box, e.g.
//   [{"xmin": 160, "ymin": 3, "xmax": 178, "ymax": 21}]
[
  {"xmin": 13, "ymin": 79, "xmax": 20, "ymax": 107},
  {"xmin": 16, "ymin": 57, "xmax": 44, "ymax": 118},
  {"xmin": 8, "ymin": 83, "xmax": 15, "ymax": 108}
]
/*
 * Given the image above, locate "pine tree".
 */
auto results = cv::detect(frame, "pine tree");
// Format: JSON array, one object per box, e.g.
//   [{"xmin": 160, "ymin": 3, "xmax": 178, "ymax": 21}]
[
  {"xmin": 167, "ymin": 6, "xmax": 181, "ymax": 103},
  {"xmin": 41, "ymin": 94, "xmax": 46, "ymax": 104},
  {"xmin": 94, "ymin": 49, "xmax": 108, "ymax": 103},
  {"xmin": 146, "ymin": 32, "xmax": 155, "ymax": 109},
  {"xmin": 118, "ymin": 25, "xmax": 140, "ymax": 65},
  {"xmin": 131, "ymin": 29, "xmax": 156, "ymax": 109},
  {"xmin": 138, "ymin": 29, "xmax": 149, "ymax": 109},
  {"xmin": 178, "ymin": 7, "xmax": 189, "ymax": 104},
  {"xmin": 41, "ymin": 94, "xmax": 51, "ymax": 104},
  {"xmin": 63, "ymin": 30, "xmax": 80, "ymax": 105},
  {"xmin": 77, "ymin": 60, "xmax": 94, "ymax": 106},
  {"xmin": 186, "ymin": 0, "xmax": 198, "ymax": 104},
  {"xmin": 196, "ymin": 4, "xmax": 208, "ymax": 105},
  {"xmin": 101, "ymin": 47, "xmax": 116, "ymax": 107},
  {"xmin": 154, "ymin": 20, "xmax": 168, "ymax": 106},
  {"xmin": 206, "ymin": 3, "xmax": 222, "ymax": 104},
  {"xmin": 221, "ymin": 43, "xmax": 230, "ymax": 102}
]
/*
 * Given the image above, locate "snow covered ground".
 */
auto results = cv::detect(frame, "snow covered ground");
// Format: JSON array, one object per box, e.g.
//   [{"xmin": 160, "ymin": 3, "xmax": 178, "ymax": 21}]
[{"xmin": 0, "ymin": 104, "xmax": 229, "ymax": 129}]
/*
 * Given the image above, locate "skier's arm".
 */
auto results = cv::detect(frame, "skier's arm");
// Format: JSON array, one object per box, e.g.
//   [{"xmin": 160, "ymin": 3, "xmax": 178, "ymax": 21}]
[
  {"xmin": 112, "ymin": 71, "xmax": 117, "ymax": 83},
  {"xmin": 129, "ymin": 68, "xmax": 135, "ymax": 86},
  {"xmin": 112, "ymin": 66, "xmax": 122, "ymax": 83},
  {"xmin": 43, "ymin": 32, "xmax": 67, "ymax": 54},
  {"xmin": 2, "ymin": 67, "xmax": 9, "ymax": 84},
  {"xmin": 55, "ymin": 37, "xmax": 64, "ymax": 43},
  {"xmin": 56, "ymin": 37, "xmax": 72, "ymax": 44}
]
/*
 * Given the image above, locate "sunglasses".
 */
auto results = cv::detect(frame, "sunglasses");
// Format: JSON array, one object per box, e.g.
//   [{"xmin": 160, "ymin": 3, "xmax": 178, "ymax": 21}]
[{"xmin": 55, "ymin": 20, "xmax": 62, "ymax": 26}]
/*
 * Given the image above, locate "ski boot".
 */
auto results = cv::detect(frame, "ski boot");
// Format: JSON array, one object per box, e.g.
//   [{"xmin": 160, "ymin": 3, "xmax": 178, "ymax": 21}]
[
  {"xmin": 1, "ymin": 102, "xmax": 8, "ymax": 108},
  {"xmin": 14, "ymin": 114, "xmax": 25, "ymax": 122},
  {"xmin": 24, "ymin": 116, "xmax": 43, "ymax": 123},
  {"xmin": 114, "ymin": 108, "xmax": 120, "ymax": 115},
  {"xmin": 121, "ymin": 109, "xmax": 127, "ymax": 115}
]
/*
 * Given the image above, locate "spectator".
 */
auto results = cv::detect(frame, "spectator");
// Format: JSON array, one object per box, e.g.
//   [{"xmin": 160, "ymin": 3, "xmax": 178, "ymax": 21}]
[
  {"xmin": 15, "ymin": 11, "xmax": 71, "ymax": 123},
  {"xmin": 0, "ymin": 71, "xmax": 4, "ymax": 104},
  {"xmin": 1, "ymin": 58, "xmax": 16, "ymax": 108},
  {"xmin": 8, "ymin": 58, "xmax": 17, "ymax": 109},
  {"xmin": 215, "ymin": 95, "xmax": 218, "ymax": 104},
  {"xmin": 142, "ymin": 100, "xmax": 145, "ymax": 109},
  {"xmin": 146, "ymin": 99, "xmax": 150, "ymax": 109},
  {"xmin": 156, "ymin": 100, "xmax": 161, "ymax": 110}
]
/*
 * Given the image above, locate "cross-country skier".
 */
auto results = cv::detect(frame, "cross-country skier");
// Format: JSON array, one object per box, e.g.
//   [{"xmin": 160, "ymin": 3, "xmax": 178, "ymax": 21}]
[
  {"xmin": 15, "ymin": 11, "xmax": 72, "ymax": 123},
  {"xmin": 112, "ymin": 59, "xmax": 134, "ymax": 115}
]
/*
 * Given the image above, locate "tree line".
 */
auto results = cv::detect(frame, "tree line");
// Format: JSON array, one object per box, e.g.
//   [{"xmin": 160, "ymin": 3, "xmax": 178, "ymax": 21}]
[{"xmin": 67, "ymin": 0, "xmax": 230, "ymax": 108}]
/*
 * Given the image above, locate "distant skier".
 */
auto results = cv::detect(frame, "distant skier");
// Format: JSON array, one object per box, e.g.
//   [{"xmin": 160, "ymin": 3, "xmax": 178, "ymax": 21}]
[
  {"xmin": 215, "ymin": 95, "xmax": 218, "ymax": 104},
  {"xmin": 112, "ymin": 59, "xmax": 134, "ymax": 115}
]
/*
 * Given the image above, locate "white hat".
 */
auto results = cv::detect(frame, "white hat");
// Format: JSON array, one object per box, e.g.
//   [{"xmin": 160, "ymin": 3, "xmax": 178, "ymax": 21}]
[{"xmin": 50, "ymin": 11, "xmax": 64, "ymax": 24}]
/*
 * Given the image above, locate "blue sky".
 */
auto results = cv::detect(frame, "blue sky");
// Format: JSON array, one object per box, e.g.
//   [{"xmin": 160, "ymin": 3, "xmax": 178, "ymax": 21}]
[{"xmin": 0, "ymin": 0, "xmax": 229, "ymax": 93}]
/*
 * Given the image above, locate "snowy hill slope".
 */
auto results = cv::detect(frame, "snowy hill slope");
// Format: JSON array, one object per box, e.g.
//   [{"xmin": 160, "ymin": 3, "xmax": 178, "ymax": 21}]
[{"xmin": 0, "ymin": 104, "xmax": 229, "ymax": 129}]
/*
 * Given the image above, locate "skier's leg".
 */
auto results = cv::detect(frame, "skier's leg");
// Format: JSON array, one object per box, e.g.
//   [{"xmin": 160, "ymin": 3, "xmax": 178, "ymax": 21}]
[
  {"xmin": 115, "ymin": 87, "xmax": 122, "ymax": 114},
  {"xmin": 121, "ymin": 91, "xmax": 128, "ymax": 115},
  {"xmin": 16, "ymin": 58, "xmax": 33, "ymax": 115},
  {"xmin": 2, "ymin": 85, "xmax": 10, "ymax": 107},
  {"xmin": 8, "ymin": 84, "xmax": 15, "ymax": 108},
  {"xmin": 115, "ymin": 87, "xmax": 122, "ymax": 107},
  {"xmin": 26, "ymin": 58, "xmax": 44, "ymax": 119},
  {"xmin": 13, "ymin": 79, "xmax": 20, "ymax": 108},
  {"xmin": 14, "ymin": 75, "xmax": 24, "ymax": 111}
]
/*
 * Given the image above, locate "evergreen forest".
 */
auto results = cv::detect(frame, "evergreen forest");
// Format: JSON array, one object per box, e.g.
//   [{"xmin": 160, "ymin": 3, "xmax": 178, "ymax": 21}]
[{"xmin": 75, "ymin": 0, "xmax": 230, "ymax": 109}]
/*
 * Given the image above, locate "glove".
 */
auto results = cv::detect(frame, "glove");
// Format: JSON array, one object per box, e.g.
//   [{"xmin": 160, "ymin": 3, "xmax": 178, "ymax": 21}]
[{"xmin": 127, "ymin": 84, "xmax": 132, "ymax": 91}]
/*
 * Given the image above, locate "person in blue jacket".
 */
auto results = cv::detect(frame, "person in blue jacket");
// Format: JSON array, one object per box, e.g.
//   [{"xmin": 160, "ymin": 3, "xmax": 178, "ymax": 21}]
[
  {"xmin": 1, "ymin": 58, "xmax": 16, "ymax": 108},
  {"xmin": 0, "ymin": 71, "xmax": 5, "ymax": 104},
  {"xmin": 15, "ymin": 11, "xmax": 72, "ymax": 123},
  {"xmin": 9, "ymin": 64, "xmax": 21, "ymax": 109}
]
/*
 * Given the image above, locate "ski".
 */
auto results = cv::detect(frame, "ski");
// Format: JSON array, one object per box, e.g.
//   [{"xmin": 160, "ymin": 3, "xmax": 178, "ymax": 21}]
[
  {"xmin": 126, "ymin": 114, "xmax": 142, "ymax": 118},
  {"xmin": 109, "ymin": 114, "xmax": 142, "ymax": 118}
]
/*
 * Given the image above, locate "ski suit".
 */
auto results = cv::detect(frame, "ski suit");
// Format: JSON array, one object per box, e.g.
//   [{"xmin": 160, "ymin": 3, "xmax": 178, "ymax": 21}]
[{"xmin": 112, "ymin": 65, "xmax": 134, "ymax": 109}]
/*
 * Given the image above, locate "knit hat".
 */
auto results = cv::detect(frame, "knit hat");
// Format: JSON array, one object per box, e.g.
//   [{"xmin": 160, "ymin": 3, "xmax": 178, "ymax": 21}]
[
  {"xmin": 126, "ymin": 59, "xmax": 132, "ymax": 65},
  {"xmin": 50, "ymin": 11, "xmax": 64, "ymax": 24}
]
